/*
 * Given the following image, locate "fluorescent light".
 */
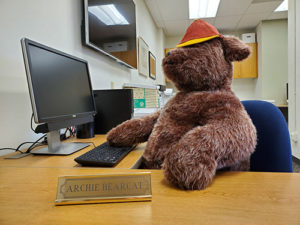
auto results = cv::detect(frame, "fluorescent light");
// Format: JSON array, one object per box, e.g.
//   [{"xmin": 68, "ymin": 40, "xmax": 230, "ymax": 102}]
[
  {"xmin": 274, "ymin": 0, "xmax": 288, "ymax": 12},
  {"xmin": 88, "ymin": 4, "xmax": 129, "ymax": 25},
  {"xmin": 189, "ymin": 0, "xmax": 220, "ymax": 19}
]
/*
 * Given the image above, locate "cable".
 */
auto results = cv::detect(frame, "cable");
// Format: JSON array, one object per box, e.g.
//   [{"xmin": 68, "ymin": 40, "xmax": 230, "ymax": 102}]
[
  {"xmin": 0, "ymin": 141, "xmax": 44, "ymax": 154},
  {"xmin": 3, "ymin": 115, "xmax": 80, "ymax": 154},
  {"xmin": 71, "ymin": 126, "xmax": 75, "ymax": 135},
  {"xmin": 63, "ymin": 128, "xmax": 68, "ymax": 137},
  {"xmin": 25, "ymin": 143, "xmax": 44, "ymax": 153},
  {"xmin": 1, "ymin": 114, "xmax": 46, "ymax": 155},
  {"xmin": 0, "ymin": 148, "xmax": 23, "ymax": 153},
  {"xmin": 80, "ymin": 142, "xmax": 96, "ymax": 148},
  {"xmin": 58, "ymin": 127, "xmax": 74, "ymax": 141},
  {"xmin": 26, "ymin": 134, "xmax": 47, "ymax": 153},
  {"xmin": 31, "ymin": 113, "xmax": 35, "ymax": 132},
  {"xmin": 16, "ymin": 141, "xmax": 41, "ymax": 151}
]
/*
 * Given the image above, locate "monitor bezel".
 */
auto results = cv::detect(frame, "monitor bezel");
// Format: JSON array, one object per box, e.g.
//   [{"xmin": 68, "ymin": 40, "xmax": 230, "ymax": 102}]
[{"xmin": 21, "ymin": 38, "xmax": 97, "ymax": 124}]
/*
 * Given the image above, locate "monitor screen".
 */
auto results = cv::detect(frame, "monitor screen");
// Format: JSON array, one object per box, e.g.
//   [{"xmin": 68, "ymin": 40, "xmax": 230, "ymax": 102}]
[{"xmin": 22, "ymin": 38, "xmax": 96, "ymax": 124}]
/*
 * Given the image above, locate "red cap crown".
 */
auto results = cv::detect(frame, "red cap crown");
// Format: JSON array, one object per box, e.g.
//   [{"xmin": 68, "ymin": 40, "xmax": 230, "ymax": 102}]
[{"xmin": 177, "ymin": 19, "xmax": 222, "ymax": 48}]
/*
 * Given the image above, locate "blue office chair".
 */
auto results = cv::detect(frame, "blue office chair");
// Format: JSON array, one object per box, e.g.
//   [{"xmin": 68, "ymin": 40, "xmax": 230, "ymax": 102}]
[{"xmin": 242, "ymin": 100, "xmax": 293, "ymax": 172}]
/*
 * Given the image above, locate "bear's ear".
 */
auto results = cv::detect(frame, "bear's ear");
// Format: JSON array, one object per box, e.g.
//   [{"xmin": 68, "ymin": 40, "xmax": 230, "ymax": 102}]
[{"xmin": 221, "ymin": 36, "xmax": 251, "ymax": 62}]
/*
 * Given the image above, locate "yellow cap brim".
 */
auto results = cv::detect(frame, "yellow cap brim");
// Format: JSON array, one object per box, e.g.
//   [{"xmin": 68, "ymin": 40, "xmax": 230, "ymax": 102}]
[{"xmin": 176, "ymin": 35, "xmax": 220, "ymax": 48}]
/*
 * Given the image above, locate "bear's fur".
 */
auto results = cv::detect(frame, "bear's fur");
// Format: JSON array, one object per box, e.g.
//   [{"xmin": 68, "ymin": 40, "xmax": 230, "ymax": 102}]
[{"xmin": 107, "ymin": 36, "xmax": 257, "ymax": 190}]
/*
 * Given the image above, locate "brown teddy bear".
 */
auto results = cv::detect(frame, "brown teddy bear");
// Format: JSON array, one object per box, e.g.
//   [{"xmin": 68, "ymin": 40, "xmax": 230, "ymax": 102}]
[{"xmin": 107, "ymin": 19, "xmax": 257, "ymax": 190}]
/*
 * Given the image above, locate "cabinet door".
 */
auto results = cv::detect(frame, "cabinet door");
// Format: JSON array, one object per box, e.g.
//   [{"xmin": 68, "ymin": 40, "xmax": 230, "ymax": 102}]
[
  {"xmin": 239, "ymin": 43, "xmax": 258, "ymax": 78},
  {"xmin": 165, "ymin": 48, "xmax": 175, "ymax": 56},
  {"xmin": 233, "ymin": 61, "xmax": 241, "ymax": 78},
  {"xmin": 232, "ymin": 43, "xmax": 257, "ymax": 78}
]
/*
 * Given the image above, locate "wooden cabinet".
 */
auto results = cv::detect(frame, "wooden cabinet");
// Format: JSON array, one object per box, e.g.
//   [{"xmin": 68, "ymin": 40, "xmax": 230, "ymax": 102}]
[
  {"xmin": 110, "ymin": 50, "xmax": 137, "ymax": 68},
  {"xmin": 165, "ymin": 48, "xmax": 175, "ymax": 56},
  {"xmin": 233, "ymin": 43, "xmax": 258, "ymax": 78}
]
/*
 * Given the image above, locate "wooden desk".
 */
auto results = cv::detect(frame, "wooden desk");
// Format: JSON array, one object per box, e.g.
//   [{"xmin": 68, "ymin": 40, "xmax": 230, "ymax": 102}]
[
  {"xmin": 0, "ymin": 135, "xmax": 144, "ymax": 169},
  {"xmin": 0, "ymin": 167, "xmax": 300, "ymax": 225},
  {"xmin": 1, "ymin": 135, "xmax": 300, "ymax": 224}
]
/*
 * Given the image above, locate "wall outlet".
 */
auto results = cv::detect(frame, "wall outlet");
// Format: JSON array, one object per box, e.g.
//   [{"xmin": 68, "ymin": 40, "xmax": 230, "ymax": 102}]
[{"xmin": 110, "ymin": 81, "xmax": 114, "ymax": 89}]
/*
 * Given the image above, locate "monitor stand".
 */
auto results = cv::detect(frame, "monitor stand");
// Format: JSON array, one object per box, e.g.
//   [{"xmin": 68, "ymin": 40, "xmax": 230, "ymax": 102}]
[{"xmin": 31, "ymin": 130, "xmax": 89, "ymax": 155}]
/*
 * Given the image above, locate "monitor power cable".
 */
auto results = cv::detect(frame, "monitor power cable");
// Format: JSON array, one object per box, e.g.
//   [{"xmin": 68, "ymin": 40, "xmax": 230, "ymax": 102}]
[
  {"xmin": 31, "ymin": 113, "xmax": 35, "ymax": 132},
  {"xmin": 25, "ymin": 134, "xmax": 47, "ymax": 153},
  {"xmin": 0, "ymin": 141, "xmax": 44, "ymax": 154}
]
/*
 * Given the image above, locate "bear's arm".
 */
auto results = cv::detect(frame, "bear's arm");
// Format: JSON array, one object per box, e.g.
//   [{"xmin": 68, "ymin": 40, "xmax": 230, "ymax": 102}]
[
  {"xmin": 163, "ymin": 103, "xmax": 256, "ymax": 190},
  {"xmin": 106, "ymin": 110, "xmax": 160, "ymax": 146}
]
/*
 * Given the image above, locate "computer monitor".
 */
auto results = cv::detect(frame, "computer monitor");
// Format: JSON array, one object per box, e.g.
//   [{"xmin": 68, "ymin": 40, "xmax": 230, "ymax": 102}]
[{"xmin": 21, "ymin": 38, "xmax": 96, "ymax": 155}]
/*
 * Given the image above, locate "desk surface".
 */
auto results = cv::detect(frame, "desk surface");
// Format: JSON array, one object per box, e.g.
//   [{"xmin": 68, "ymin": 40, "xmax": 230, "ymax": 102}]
[
  {"xmin": 0, "ymin": 167, "xmax": 300, "ymax": 225},
  {"xmin": 1, "ymin": 135, "xmax": 300, "ymax": 225}
]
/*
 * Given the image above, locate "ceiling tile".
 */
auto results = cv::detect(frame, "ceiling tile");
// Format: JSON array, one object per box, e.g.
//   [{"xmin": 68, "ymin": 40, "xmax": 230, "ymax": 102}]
[
  {"xmin": 246, "ymin": 1, "xmax": 282, "ymax": 14},
  {"xmin": 217, "ymin": 0, "xmax": 253, "ymax": 16},
  {"xmin": 164, "ymin": 20, "xmax": 189, "ymax": 36},
  {"xmin": 158, "ymin": 0, "xmax": 189, "ymax": 21},
  {"xmin": 237, "ymin": 13, "xmax": 268, "ymax": 30},
  {"xmin": 214, "ymin": 15, "xmax": 242, "ymax": 31},
  {"xmin": 187, "ymin": 18, "xmax": 215, "ymax": 26},
  {"xmin": 145, "ymin": 0, "xmax": 287, "ymax": 37},
  {"xmin": 252, "ymin": 0, "xmax": 282, "ymax": 3},
  {"xmin": 267, "ymin": 11, "xmax": 288, "ymax": 20},
  {"xmin": 201, "ymin": 18, "xmax": 216, "ymax": 25}
]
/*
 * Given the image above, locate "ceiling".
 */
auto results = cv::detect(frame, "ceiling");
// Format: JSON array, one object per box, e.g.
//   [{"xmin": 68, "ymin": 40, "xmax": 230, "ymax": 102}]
[{"xmin": 144, "ymin": 0, "xmax": 288, "ymax": 36}]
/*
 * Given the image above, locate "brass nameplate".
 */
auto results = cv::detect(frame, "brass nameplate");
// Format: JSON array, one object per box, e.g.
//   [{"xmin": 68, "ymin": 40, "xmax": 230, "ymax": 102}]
[{"xmin": 55, "ymin": 172, "xmax": 152, "ymax": 205}]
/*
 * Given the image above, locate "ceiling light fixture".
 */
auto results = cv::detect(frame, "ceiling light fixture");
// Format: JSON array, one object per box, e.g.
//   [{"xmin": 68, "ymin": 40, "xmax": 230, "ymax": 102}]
[
  {"xmin": 189, "ymin": 0, "xmax": 220, "ymax": 19},
  {"xmin": 89, "ymin": 4, "xmax": 129, "ymax": 25},
  {"xmin": 274, "ymin": 0, "xmax": 288, "ymax": 12}
]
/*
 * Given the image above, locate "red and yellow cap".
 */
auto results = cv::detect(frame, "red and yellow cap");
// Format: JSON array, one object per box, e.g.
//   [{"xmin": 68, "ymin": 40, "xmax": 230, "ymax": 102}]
[{"xmin": 177, "ymin": 19, "xmax": 223, "ymax": 48}]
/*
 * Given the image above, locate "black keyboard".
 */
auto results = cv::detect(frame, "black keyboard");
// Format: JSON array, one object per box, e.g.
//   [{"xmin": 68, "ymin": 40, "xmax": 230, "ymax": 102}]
[{"xmin": 74, "ymin": 142, "xmax": 135, "ymax": 167}]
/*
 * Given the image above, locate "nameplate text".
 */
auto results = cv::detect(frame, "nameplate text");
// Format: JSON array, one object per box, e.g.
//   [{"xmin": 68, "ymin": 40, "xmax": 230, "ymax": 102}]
[{"xmin": 56, "ymin": 172, "xmax": 151, "ymax": 205}]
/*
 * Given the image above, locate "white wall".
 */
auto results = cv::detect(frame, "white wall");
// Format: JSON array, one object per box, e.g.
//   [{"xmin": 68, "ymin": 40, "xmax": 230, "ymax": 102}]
[
  {"xmin": 231, "ymin": 79, "xmax": 258, "ymax": 100},
  {"xmin": 255, "ymin": 22, "xmax": 263, "ymax": 100},
  {"xmin": 165, "ymin": 36, "xmax": 181, "ymax": 48},
  {"xmin": 257, "ymin": 19, "xmax": 288, "ymax": 105},
  {"xmin": 0, "ymin": 0, "xmax": 165, "ymax": 154},
  {"xmin": 288, "ymin": 0, "xmax": 300, "ymax": 159},
  {"xmin": 132, "ymin": 0, "xmax": 165, "ymax": 85}
]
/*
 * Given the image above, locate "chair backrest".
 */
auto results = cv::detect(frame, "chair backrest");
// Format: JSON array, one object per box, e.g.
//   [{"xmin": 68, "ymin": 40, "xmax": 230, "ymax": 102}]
[{"xmin": 242, "ymin": 100, "xmax": 293, "ymax": 172}]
